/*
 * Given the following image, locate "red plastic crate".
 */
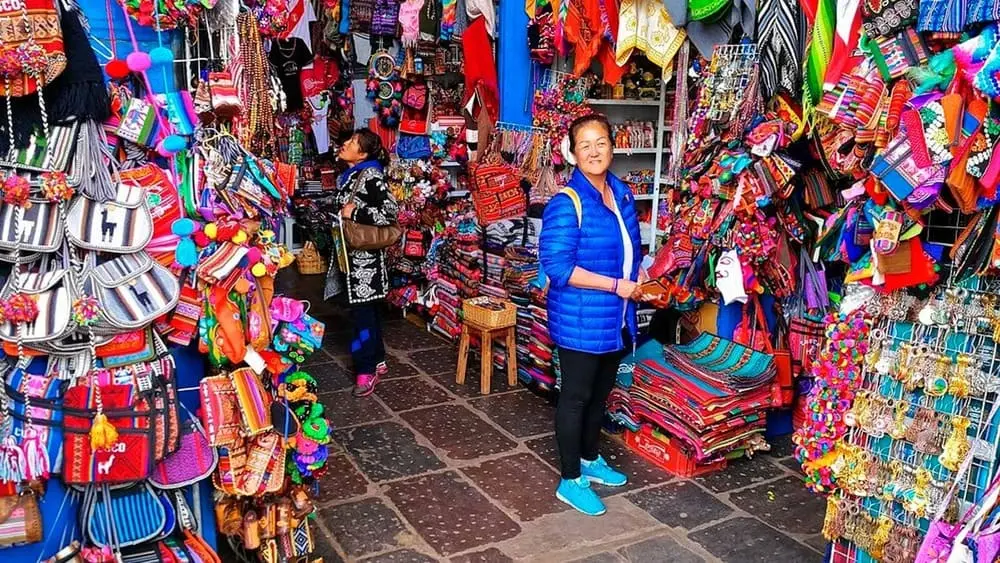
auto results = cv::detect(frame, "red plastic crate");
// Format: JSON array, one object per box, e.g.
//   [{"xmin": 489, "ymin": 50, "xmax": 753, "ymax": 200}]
[{"xmin": 624, "ymin": 424, "xmax": 727, "ymax": 478}]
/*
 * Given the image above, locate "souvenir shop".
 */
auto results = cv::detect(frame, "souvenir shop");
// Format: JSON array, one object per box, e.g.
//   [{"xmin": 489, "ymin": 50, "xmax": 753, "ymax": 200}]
[
  {"xmin": 2, "ymin": 0, "xmax": 1000, "ymax": 557},
  {"xmin": 285, "ymin": 0, "xmax": 1000, "ymax": 559},
  {"xmin": 0, "ymin": 0, "xmax": 333, "ymax": 560}
]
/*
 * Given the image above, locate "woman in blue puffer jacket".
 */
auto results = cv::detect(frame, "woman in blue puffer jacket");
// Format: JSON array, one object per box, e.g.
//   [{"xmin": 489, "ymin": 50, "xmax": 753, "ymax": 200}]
[{"xmin": 539, "ymin": 113, "xmax": 645, "ymax": 517}]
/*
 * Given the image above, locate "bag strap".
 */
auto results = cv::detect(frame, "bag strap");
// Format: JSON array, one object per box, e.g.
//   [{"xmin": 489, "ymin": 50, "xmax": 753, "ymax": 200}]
[
  {"xmin": 750, "ymin": 296, "xmax": 775, "ymax": 354},
  {"xmin": 558, "ymin": 187, "xmax": 582, "ymax": 227}
]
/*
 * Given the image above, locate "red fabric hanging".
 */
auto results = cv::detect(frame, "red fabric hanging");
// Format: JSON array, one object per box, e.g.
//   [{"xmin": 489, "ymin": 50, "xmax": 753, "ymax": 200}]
[{"xmin": 462, "ymin": 17, "xmax": 499, "ymax": 121}]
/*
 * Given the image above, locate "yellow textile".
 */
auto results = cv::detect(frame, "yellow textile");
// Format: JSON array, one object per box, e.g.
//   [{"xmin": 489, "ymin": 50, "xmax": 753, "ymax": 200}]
[{"xmin": 615, "ymin": 0, "xmax": 686, "ymax": 68}]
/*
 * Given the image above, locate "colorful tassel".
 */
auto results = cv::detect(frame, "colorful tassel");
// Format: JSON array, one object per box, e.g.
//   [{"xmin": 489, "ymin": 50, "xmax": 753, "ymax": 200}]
[{"xmin": 89, "ymin": 413, "xmax": 119, "ymax": 451}]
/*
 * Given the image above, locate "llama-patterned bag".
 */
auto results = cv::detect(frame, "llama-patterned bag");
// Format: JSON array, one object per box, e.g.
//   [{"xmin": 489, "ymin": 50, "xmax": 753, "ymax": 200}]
[
  {"xmin": 66, "ymin": 182, "xmax": 153, "ymax": 253},
  {"xmin": 84, "ymin": 252, "xmax": 180, "ymax": 333}
]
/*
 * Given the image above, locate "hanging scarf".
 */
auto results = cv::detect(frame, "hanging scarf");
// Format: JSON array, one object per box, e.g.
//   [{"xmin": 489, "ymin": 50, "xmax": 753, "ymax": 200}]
[
  {"xmin": 803, "ymin": 0, "xmax": 834, "ymax": 109},
  {"xmin": 440, "ymin": 0, "xmax": 457, "ymax": 40},
  {"xmin": 371, "ymin": 0, "xmax": 401, "ymax": 36},
  {"xmin": 757, "ymin": 0, "xmax": 803, "ymax": 99},
  {"xmin": 420, "ymin": 0, "xmax": 442, "ymax": 41},
  {"xmin": 399, "ymin": 0, "xmax": 423, "ymax": 47},
  {"xmin": 615, "ymin": 0, "xmax": 685, "ymax": 68},
  {"xmin": 823, "ymin": 0, "xmax": 862, "ymax": 90},
  {"xmin": 0, "ymin": 5, "xmax": 109, "ymax": 153},
  {"xmin": 350, "ymin": 0, "xmax": 375, "ymax": 32}
]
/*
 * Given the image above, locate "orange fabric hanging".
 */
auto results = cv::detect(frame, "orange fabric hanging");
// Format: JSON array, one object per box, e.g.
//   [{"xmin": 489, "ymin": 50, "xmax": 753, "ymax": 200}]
[
  {"xmin": 565, "ymin": 0, "xmax": 601, "ymax": 76},
  {"xmin": 596, "ymin": 0, "xmax": 626, "ymax": 84}
]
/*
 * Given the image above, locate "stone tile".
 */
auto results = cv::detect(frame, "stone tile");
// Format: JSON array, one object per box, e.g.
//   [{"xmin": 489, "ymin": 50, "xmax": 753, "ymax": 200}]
[
  {"xmin": 322, "ymin": 330, "xmax": 355, "ymax": 358},
  {"xmin": 781, "ymin": 458, "xmax": 801, "ymax": 471},
  {"xmin": 312, "ymin": 361, "xmax": 356, "ymax": 393},
  {"xmin": 494, "ymin": 496, "xmax": 660, "ymax": 560},
  {"xmin": 469, "ymin": 391, "xmax": 554, "ymax": 438},
  {"xmin": 433, "ymin": 365, "xmax": 514, "ymax": 398},
  {"xmin": 311, "ymin": 524, "xmax": 347, "ymax": 563},
  {"xmin": 324, "ymin": 389, "xmax": 393, "ymax": 429},
  {"xmin": 333, "ymin": 422, "xmax": 445, "ymax": 482},
  {"xmin": 385, "ymin": 471, "xmax": 521, "ymax": 557},
  {"xmin": 618, "ymin": 535, "xmax": 704, "ymax": 563},
  {"xmin": 461, "ymin": 453, "xmax": 565, "ymax": 522},
  {"xmin": 449, "ymin": 547, "xmax": 515, "ymax": 562},
  {"xmin": 320, "ymin": 498, "xmax": 415, "ymax": 558},
  {"xmin": 766, "ymin": 433, "xmax": 795, "ymax": 458},
  {"xmin": 626, "ymin": 481, "xmax": 733, "ymax": 530},
  {"xmin": 688, "ymin": 517, "xmax": 820, "ymax": 562},
  {"xmin": 381, "ymin": 354, "xmax": 424, "ymax": 379},
  {"xmin": 384, "ymin": 322, "xmax": 450, "ymax": 351},
  {"xmin": 802, "ymin": 533, "xmax": 829, "ymax": 554},
  {"xmin": 401, "ymin": 405, "xmax": 517, "ymax": 460},
  {"xmin": 569, "ymin": 553, "xmax": 625, "ymax": 563},
  {"xmin": 694, "ymin": 455, "xmax": 786, "ymax": 493},
  {"xmin": 525, "ymin": 435, "xmax": 672, "ymax": 496},
  {"xmin": 410, "ymin": 349, "xmax": 462, "ymax": 376},
  {"xmin": 595, "ymin": 437, "xmax": 673, "ymax": 495},
  {"xmin": 525, "ymin": 435, "xmax": 559, "ymax": 470},
  {"xmin": 317, "ymin": 453, "xmax": 369, "ymax": 502},
  {"xmin": 361, "ymin": 549, "xmax": 439, "ymax": 562},
  {"xmin": 728, "ymin": 476, "xmax": 825, "ymax": 534},
  {"xmin": 376, "ymin": 377, "xmax": 454, "ymax": 412},
  {"xmin": 300, "ymin": 347, "xmax": 338, "ymax": 370}
]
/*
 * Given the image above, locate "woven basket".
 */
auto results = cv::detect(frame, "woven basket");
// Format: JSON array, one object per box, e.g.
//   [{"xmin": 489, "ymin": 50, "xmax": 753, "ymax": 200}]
[
  {"xmin": 296, "ymin": 242, "xmax": 327, "ymax": 275},
  {"xmin": 463, "ymin": 297, "xmax": 517, "ymax": 329}
]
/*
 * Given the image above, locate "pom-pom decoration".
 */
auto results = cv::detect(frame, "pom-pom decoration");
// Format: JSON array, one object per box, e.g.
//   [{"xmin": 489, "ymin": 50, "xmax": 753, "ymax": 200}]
[
  {"xmin": 4, "ymin": 293, "xmax": 39, "ymax": 324},
  {"xmin": 2, "ymin": 176, "xmax": 31, "ymax": 208},
  {"xmin": 14, "ymin": 44, "xmax": 48, "ymax": 78},
  {"xmin": 105, "ymin": 59, "xmax": 130, "ymax": 80},
  {"xmin": 71, "ymin": 296, "xmax": 101, "ymax": 327},
  {"xmin": 0, "ymin": 48, "xmax": 22, "ymax": 79},
  {"xmin": 40, "ymin": 171, "xmax": 74, "ymax": 202}
]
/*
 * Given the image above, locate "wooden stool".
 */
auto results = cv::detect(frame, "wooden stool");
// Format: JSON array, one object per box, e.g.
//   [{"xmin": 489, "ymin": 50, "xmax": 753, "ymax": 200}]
[{"xmin": 456, "ymin": 321, "xmax": 517, "ymax": 395}]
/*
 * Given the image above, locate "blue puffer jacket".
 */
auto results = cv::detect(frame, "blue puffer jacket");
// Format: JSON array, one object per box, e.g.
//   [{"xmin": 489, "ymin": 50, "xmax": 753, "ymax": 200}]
[{"xmin": 540, "ymin": 169, "xmax": 642, "ymax": 354}]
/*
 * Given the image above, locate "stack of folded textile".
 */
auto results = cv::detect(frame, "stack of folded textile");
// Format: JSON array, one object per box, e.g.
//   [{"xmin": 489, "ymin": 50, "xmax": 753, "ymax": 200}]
[
  {"xmin": 479, "ymin": 282, "xmax": 508, "ymax": 300},
  {"xmin": 484, "ymin": 252, "xmax": 507, "ymax": 286},
  {"xmin": 608, "ymin": 332, "xmax": 776, "ymax": 462},
  {"xmin": 429, "ymin": 277, "xmax": 462, "ymax": 339}
]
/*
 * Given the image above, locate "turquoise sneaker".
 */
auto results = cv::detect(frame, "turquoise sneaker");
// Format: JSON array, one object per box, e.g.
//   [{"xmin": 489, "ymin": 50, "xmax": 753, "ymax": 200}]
[
  {"xmin": 556, "ymin": 477, "xmax": 606, "ymax": 516},
  {"xmin": 581, "ymin": 455, "xmax": 627, "ymax": 487}
]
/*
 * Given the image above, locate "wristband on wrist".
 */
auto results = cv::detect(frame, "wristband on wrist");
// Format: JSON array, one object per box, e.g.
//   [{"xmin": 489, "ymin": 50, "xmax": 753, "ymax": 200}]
[{"xmin": 612, "ymin": 279, "xmax": 619, "ymax": 294}]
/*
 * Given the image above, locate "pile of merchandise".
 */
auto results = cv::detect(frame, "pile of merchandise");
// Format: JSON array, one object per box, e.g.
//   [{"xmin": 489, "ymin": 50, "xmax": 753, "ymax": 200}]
[
  {"xmin": 609, "ymin": 334, "xmax": 775, "ymax": 461},
  {"xmin": 0, "ymin": 1, "xmax": 333, "ymax": 561}
]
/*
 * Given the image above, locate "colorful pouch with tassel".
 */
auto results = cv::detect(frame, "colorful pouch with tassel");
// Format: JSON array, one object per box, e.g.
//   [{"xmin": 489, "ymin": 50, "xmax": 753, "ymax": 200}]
[{"xmin": 62, "ymin": 379, "xmax": 155, "ymax": 485}]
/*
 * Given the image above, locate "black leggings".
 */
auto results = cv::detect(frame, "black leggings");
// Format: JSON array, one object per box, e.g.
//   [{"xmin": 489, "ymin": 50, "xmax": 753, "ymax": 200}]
[
  {"xmin": 349, "ymin": 301, "xmax": 386, "ymax": 374},
  {"xmin": 556, "ymin": 341, "xmax": 628, "ymax": 479}
]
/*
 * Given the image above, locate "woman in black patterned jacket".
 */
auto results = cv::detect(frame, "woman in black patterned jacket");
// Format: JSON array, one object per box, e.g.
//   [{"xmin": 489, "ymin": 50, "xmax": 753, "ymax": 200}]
[{"xmin": 336, "ymin": 128, "xmax": 399, "ymax": 396}]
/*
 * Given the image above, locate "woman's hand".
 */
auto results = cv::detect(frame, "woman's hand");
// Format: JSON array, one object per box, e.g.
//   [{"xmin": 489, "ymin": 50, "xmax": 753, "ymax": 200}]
[
  {"xmin": 615, "ymin": 279, "xmax": 639, "ymax": 300},
  {"xmin": 638, "ymin": 268, "xmax": 650, "ymax": 284},
  {"xmin": 341, "ymin": 203, "xmax": 356, "ymax": 219}
]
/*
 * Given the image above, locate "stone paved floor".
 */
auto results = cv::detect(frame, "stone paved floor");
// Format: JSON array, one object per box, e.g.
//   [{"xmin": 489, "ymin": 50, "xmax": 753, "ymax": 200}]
[{"xmin": 287, "ymin": 275, "xmax": 828, "ymax": 562}]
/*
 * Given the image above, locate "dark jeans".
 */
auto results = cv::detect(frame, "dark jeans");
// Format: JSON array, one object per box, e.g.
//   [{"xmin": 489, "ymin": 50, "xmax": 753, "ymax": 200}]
[
  {"xmin": 556, "ymin": 336, "xmax": 629, "ymax": 479},
  {"xmin": 349, "ymin": 301, "xmax": 386, "ymax": 375}
]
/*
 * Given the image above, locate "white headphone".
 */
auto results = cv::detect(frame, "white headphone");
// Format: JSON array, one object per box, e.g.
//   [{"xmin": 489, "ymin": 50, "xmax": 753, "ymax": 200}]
[{"xmin": 560, "ymin": 135, "xmax": 577, "ymax": 166}]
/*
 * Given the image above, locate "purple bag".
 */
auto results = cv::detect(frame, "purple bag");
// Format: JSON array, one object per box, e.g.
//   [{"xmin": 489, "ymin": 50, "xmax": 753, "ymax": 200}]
[
  {"xmin": 149, "ymin": 408, "xmax": 218, "ymax": 489},
  {"xmin": 916, "ymin": 399, "xmax": 1000, "ymax": 563},
  {"xmin": 915, "ymin": 520, "xmax": 964, "ymax": 563},
  {"xmin": 800, "ymin": 250, "xmax": 829, "ymax": 310}
]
